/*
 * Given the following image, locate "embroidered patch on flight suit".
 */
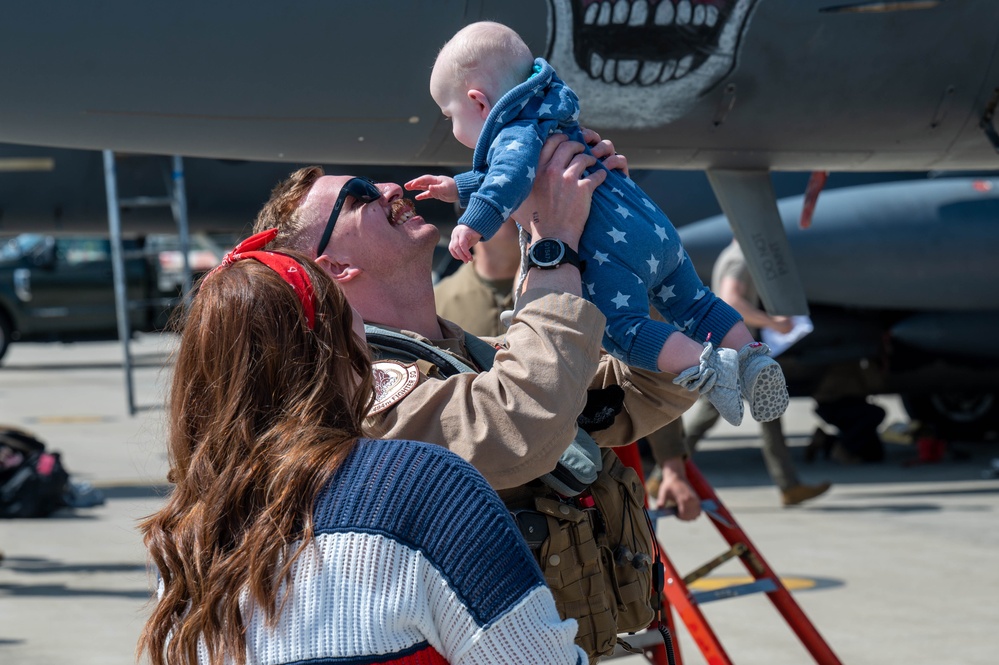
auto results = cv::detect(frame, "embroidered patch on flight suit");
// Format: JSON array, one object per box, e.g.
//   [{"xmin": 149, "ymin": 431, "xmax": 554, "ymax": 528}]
[{"xmin": 370, "ymin": 360, "xmax": 420, "ymax": 415}]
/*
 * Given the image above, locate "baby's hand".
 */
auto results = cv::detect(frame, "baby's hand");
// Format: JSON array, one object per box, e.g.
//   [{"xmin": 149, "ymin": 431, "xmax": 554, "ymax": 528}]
[
  {"xmin": 404, "ymin": 174, "xmax": 458, "ymax": 202},
  {"xmin": 449, "ymin": 225, "xmax": 482, "ymax": 263}
]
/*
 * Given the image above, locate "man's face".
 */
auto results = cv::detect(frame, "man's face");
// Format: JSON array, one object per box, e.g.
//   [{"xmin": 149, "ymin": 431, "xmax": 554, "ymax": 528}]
[{"xmin": 311, "ymin": 175, "xmax": 440, "ymax": 281}]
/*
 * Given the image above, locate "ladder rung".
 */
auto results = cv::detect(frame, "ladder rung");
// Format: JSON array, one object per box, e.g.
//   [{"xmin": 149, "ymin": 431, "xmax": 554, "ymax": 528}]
[
  {"xmin": 683, "ymin": 542, "xmax": 749, "ymax": 585},
  {"xmin": 689, "ymin": 578, "xmax": 778, "ymax": 604},
  {"xmin": 119, "ymin": 196, "xmax": 174, "ymax": 208},
  {"xmin": 611, "ymin": 628, "xmax": 665, "ymax": 656}
]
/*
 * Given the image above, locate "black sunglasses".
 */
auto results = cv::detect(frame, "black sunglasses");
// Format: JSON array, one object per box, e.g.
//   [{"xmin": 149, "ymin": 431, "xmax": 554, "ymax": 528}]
[{"xmin": 315, "ymin": 177, "xmax": 382, "ymax": 257}]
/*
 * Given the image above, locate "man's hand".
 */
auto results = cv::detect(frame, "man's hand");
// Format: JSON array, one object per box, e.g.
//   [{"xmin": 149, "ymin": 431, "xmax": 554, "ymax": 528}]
[
  {"xmin": 514, "ymin": 134, "xmax": 605, "ymax": 250},
  {"xmin": 581, "ymin": 127, "xmax": 629, "ymax": 177},
  {"xmin": 449, "ymin": 225, "xmax": 482, "ymax": 263},
  {"xmin": 404, "ymin": 174, "xmax": 459, "ymax": 203},
  {"xmin": 657, "ymin": 458, "xmax": 702, "ymax": 521}
]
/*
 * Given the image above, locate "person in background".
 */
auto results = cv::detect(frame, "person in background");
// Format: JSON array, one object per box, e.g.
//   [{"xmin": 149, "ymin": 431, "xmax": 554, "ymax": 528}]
[
  {"xmin": 138, "ymin": 231, "xmax": 586, "ymax": 665},
  {"xmin": 648, "ymin": 239, "xmax": 831, "ymax": 507},
  {"xmin": 807, "ymin": 362, "xmax": 887, "ymax": 464},
  {"xmin": 434, "ymin": 217, "xmax": 519, "ymax": 337}
]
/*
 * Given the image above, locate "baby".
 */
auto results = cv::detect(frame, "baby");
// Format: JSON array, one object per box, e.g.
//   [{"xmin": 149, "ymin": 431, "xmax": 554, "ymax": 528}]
[{"xmin": 406, "ymin": 21, "xmax": 787, "ymax": 425}]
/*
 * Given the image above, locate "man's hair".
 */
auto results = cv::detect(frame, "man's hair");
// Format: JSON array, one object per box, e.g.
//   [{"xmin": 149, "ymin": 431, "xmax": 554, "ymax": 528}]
[
  {"xmin": 139, "ymin": 252, "xmax": 373, "ymax": 665},
  {"xmin": 253, "ymin": 165, "xmax": 326, "ymax": 253},
  {"xmin": 436, "ymin": 21, "xmax": 534, "ymax": 101}
]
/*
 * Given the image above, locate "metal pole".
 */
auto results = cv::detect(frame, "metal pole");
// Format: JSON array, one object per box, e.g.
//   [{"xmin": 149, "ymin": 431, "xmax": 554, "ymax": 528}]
[
  {"xmin": 102, "ymin": 150, "xmax": 136, "ymax": 416},
  {"xmin": 170, "ymin": 155, "xmax": 193, "ymax": 305}
]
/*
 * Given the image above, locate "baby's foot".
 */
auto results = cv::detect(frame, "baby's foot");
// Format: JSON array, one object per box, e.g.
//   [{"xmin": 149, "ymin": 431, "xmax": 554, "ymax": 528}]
[
  {"xmin": 672, "ymin": 343, "xmax": 744, "ymax": 426},
  {"xmin": 738, "ymin": 342, "xmax": 789, "ymax": 422}
]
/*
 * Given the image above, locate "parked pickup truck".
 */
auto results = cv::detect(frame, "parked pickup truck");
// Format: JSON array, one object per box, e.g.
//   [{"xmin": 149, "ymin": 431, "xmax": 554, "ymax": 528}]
[{"xmin": 0, "ymin": 233, "xmax": 228, "ymax": 363}]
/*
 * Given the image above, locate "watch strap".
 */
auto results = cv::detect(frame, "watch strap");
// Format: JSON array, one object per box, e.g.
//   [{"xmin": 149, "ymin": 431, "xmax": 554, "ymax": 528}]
[{"xmin": 528, "ymin": 238, "xmax": 583, "ymax": 271}]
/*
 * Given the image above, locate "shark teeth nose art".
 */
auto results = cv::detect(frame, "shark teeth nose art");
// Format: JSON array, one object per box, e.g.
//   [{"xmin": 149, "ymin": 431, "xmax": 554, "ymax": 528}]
[{"xmin": 571, "ymin": 0, "xmax": 736, "ymax": 86}]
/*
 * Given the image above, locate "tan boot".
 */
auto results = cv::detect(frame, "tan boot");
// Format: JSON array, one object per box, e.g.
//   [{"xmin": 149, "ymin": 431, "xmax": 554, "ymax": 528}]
[{"xmin": 781, "ymin": 481, "xmax": 831, "ymax": 507}]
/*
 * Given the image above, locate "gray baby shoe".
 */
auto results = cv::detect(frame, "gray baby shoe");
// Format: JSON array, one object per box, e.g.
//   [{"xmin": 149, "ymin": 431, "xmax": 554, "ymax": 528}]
[
  {"xmin": 672, "ymin": 342, "xmax": 744, "ymax": 426},
  {"xmin": 739, "ymin": 342, "xmax": 789, "ymax": 422}
]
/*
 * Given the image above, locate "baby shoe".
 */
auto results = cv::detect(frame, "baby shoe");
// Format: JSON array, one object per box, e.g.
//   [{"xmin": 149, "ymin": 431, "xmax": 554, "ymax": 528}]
[
  {"xmin": 673, "ymin": 342, "xmax": 744, "ymax": 426},
  {"xmin": 738, "ymin": 342, "xmax": 789, "ymax": 422}
]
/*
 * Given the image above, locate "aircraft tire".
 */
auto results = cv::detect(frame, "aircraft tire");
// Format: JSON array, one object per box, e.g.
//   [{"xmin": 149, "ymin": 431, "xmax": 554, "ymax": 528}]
[{"xmin": 902, "ymin": 391, "xmax": 999, "ymax": 443}]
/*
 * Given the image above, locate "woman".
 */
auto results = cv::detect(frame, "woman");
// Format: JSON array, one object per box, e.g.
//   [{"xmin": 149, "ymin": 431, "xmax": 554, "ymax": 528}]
[{"xmin": 138, "ymin": 229, "xmax": 584, "ymax": 665}]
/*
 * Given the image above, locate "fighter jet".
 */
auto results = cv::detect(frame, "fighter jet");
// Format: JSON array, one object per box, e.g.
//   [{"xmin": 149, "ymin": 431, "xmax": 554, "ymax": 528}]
[
  {"xmin": 0, "ymin": 1, "xmax": 998, "ymax": 315},
  {"xmin": 678, "ymin": 175, "xmax": 999, "ymax": 442}
]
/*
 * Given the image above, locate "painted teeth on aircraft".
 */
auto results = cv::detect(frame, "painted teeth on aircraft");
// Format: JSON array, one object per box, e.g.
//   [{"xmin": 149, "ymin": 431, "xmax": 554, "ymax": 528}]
[
  {"xmin": 613, "ymin": 0, "xmax": 630, "ymax": 24},
  {"xmin": 654, "ymin": 0, "xmax": 675, "ymax": 25},
  {"xmin": 639, "ymin": 60, "xmax": 664, "ymax": 84},
  {"xmin": 617, "ymin": 59, "xmax": 639, "ymax": 84},
  {"xmin": 585, "ymin": 53, "xmax": 688, "ymax": 86},
  {"xmin": 706, "ymin": 4, "xmax": 719, "ymax": 26},
  {"xmin": 693, "ymin": 4, "xmax": 705, "ymax": 25},
  {"xmin": 579, "ymin": 1, "xmax": 719, "ymax": 86},
  {"xmin": 675, "ymin": 55, "xmax": 694, "ymax": 78},
  {"xmin": 597, "ymin": 1, "xmax": 612, "ymax": 25},
  {"xmin": 659, "ymin": 59, "xmax": 678, "ymax": 83},
  {"xmin": 590, "ymin": 51, "xmax": 604, "ymax": 77},
  {"xmin": 676, "ymin": 0, "xmax": 692, "ymax": 25},
  {"xmin": 585, "ymin": 0, "xmax": 654, "ymax": 26},
  {"xmin": 628, "ymin": 0, "xmax": 648, "ymax": 26},
  {"xmin": 582, "ymin": 0, "xmax": 713, "ymax": 30},
  {"xmin": 602, "ymin": 57, "xmax": 616, "ymax": 83}
]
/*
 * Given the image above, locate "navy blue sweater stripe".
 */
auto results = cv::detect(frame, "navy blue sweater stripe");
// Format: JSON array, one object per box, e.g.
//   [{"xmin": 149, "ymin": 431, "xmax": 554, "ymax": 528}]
[{"xmin": 312, "ymin": 439, "xmax": 545, "ymax": 627}]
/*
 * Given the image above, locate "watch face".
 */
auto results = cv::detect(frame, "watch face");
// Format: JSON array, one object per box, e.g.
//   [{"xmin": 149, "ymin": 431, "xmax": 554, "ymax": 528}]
[{"xmin": 531, "ymin": 239, "xmax": 565, "ymax": 267}]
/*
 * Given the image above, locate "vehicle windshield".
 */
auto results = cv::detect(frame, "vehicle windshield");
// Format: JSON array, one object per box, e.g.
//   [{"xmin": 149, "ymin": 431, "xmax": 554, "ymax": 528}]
[{"xmin": 0, "ymin": 234, "xmax": 45, "ymax": 261}]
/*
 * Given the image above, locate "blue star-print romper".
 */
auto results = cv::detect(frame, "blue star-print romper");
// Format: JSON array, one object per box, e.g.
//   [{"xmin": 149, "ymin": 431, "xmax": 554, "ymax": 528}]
[{"xmin": 453, "ymin": 58, "xmax": 743, "ymax": 371}]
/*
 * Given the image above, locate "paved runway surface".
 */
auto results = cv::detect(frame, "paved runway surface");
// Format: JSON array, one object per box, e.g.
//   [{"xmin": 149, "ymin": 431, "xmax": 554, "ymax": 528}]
[{"xmin": 1, "ymin": 335, "xmax": 997, "ymax": 664}]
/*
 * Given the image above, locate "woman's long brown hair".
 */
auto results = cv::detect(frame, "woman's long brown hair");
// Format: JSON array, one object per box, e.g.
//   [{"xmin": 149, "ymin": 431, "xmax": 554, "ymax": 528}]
[{"xmin": 138, "ymin": 252, "xmax": 373, "ymax": 665}]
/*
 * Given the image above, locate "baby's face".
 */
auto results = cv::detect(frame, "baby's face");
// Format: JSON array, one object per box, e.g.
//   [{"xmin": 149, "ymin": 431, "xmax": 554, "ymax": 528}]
[{"xmin": 431, "ymin": 68, "xmax": 486, "ymax": 150}]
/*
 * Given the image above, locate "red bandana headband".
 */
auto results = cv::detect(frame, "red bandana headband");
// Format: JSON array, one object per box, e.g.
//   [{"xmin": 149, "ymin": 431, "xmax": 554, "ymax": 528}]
[{"xmin": 209, "ymin": 228, "xmax": 316, "ymax": 329}]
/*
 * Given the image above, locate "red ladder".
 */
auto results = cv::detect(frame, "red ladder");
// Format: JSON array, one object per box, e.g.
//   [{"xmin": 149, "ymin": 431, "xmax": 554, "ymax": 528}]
[{"xmin": 614, "ymin": 446, "xmax": 843, "ymax": 665}]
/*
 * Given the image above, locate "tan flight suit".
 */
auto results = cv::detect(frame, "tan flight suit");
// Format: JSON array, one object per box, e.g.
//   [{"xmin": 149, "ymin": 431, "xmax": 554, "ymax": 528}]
[
  {"xmin": 366, "ymin": 287, "xmax": 693, "ymax": 661},
  {"xmin": 366, "ymin": 286, "xmax": 692, "ymax": 491},
  {"xmin": 434, "ymin": 261, "xmax": 515, "ymax": 338}
]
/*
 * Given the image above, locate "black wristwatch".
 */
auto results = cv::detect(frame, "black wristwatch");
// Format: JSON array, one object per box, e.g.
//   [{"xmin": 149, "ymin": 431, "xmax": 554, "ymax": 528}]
[{"xmin": 526, "ymin": 238, "xmax": 584, "ymax": 271}]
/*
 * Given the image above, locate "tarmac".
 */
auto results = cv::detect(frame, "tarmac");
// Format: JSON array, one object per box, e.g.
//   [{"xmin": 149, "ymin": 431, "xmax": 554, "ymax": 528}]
[{"xmin": 1, "ymin": 334, "xmax": 997, "ymax": 665}]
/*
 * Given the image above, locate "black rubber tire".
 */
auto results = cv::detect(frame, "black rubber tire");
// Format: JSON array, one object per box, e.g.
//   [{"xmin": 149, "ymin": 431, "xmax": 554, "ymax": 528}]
[{"xmin": 902, "ymin": 391, "xmax": 999, "ymax": 442}]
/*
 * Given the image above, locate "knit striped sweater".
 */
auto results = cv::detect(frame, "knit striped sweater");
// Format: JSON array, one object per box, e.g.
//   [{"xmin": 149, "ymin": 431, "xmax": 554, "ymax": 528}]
[{"xmin": 230, "ymin": 438, "xmax": 584, "ymax": 665}]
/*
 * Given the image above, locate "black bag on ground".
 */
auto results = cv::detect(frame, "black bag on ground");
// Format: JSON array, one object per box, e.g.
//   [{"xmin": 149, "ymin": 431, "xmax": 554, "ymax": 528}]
[{"xmin": 0, "ymin": 427, "xmax": 71, "ymax": 518}]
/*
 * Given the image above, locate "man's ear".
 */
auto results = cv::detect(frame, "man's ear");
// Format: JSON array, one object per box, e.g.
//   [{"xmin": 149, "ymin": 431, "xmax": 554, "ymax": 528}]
[
  {"xmin": 316, "ymin": 254, "xmax": 361, "ymax": 284},
  {"xmin": 467, "ymin": 89, "xmax": 492, "ymax": 119}
]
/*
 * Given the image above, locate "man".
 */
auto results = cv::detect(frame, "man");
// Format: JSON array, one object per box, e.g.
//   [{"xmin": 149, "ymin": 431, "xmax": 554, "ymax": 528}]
[
  {"xmin": 253, "ymin": 134, "xmax": 701, "ymax": 659},
  {"xmin": 255, "ymin": 133, "xmax": 700, "ymax": 508}
]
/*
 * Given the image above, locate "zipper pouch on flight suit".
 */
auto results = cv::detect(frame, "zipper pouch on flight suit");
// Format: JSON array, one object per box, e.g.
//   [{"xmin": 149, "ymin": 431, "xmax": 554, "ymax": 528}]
[
  {"xmin": 501, "ymin": 482, "xmax": 619, "ymax": 661},
  {"xmin": 588, "ymin": 448, "xmax": 656, "ymax": 636}
]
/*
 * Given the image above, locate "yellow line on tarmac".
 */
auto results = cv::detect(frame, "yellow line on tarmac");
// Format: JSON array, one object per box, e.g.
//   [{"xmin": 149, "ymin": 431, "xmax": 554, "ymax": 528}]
[
  {"xmin": 28, "ymin": 415, "xmax": 114, "ymax": 424},
  {"xmin": 688, "ymin": 575, "xmax": 817, "ymax": 591}
]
